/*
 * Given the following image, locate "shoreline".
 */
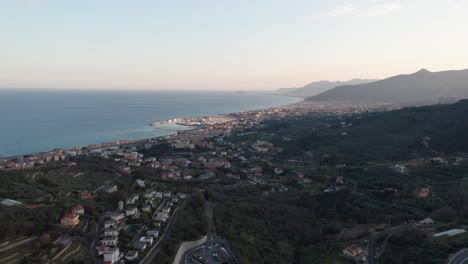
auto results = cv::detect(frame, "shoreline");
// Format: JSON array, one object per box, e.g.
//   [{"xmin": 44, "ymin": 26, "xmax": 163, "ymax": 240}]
[
  {"xmin": 0, "ymin": 98, "xmax": 304, "ymax": 161},
  {"xmin": 0, "ymin": 100, "xmax": 398, "ymax": 165}
]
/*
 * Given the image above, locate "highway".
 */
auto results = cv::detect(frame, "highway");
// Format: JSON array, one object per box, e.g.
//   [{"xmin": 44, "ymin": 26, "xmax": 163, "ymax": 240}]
[
  {"xmin": 139, "ymin": 195, "xmax": 191, "ymax": 264},
  {"xmin": 367, "ymin": 225, "xmax": 407, "ymax": 264},
  {"xmin": 181, "ymin": 201, "xmax": 239, "ymax": 264},
  {"xmin": 448, "ymin": 249, "xmax": 468, "ymax": 264}
]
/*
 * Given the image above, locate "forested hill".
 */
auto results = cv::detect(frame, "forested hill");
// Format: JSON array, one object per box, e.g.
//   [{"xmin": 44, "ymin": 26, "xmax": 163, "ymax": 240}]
[
  {"xmin": 264, "ymin": 100, "xmax": 468, "ymax": 164},
  {"xmin": 283, "ymin": 79, "xmax": 377, "ymax": 97},
  {"xmin": 306, "ymin": 68, "xmax": 468, "ymax": 104}
]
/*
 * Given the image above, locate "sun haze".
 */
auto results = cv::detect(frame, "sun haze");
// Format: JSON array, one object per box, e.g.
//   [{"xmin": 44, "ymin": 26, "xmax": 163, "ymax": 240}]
[{"xmin": 1, "ymin": 0, "xmax": 467, "ymax": 90}]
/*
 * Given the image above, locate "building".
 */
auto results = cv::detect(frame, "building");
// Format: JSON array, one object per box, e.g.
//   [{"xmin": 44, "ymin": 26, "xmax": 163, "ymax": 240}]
[
  {"xmin": 139, "ymin": 236, "xmax": 154, "ymax": 245},
  {"xmin": 418, "ymin": 188, "xmax": 431, "ymax": 198},
  {"xmin": 103, "ymin": 184, "xmax": 118, "ymax": 194},
  {"xmin": 125, "ymin": 207, "xmax": 139, "ymax": 217},
  {"xmin": 390, "ymin": 164, "xmax": 408, "ymax": 174},
  {"xmin": 1, "ymin": 199, "xmax": 22, "ymax": 206},
  {"xmin": 103, "ymin": 247, "xmax": 121, "ymax": 264},
  {"xmin": 136, "ymin": 179, "xmax": 145, "ymax": 187},
  {"xmin": 126, "ymin": 194, "xmax": 140, "ymax": 205},
  {"xmin": 111, "ymin": 212, "xmax": 125, "ymax": 222},
  {"xmin": 141, "ymin": 204, "xmax": 151, "ymax": 212},
  {"xmin": 417, "ymin": 218, "xmax": 435, "ymax": 225},
  {"xmin": 101, "ymin": 236, "xmax": 119, "ymax": 246},
  {"xmin": 125, "ymin": 250, "xmax": 139, "ymax": 261},
  {"xmin": 154, "ymin": 211, "xmax": 169, "ymax": 222},
  {"xmin": 78, "ymin": 191, "xmax": 96, "ymax": 200},
  {"xmin": 61, "ymin": 213, "xmax": 80, "ymax": 227},
  {"xmin": 104, "ymin": 220, "xmax": 117, "ymax": 229},
  {"xmin": 342, "ymin": 244, "xmax": 364, "ymax": 257},
  {"xmin": 433, "ymin": 229, "xmax": 466, "ymax": 238},
  {"xmin": 104, "ymin": 228, "xmax": 119, "ymax": 237},
  {"xmin": 146, "ymin": 229, "xmax": 159, "ymax": 238},
  {"xmin": 72, "ymin": 205, "xmax": 85, "ymax": 215},
  {"xmin": 132, "ymin": 242, "xmax": 147, "ymax": 251},
  {"xmin": 430, "ymin": 157, "xmax": 449, "ymax": 166}
]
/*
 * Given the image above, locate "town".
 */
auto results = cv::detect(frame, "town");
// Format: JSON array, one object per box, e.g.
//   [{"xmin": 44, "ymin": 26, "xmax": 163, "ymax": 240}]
[{"xmin": 1, "ymin": 100, "xmax": 468, "ymax": 264}]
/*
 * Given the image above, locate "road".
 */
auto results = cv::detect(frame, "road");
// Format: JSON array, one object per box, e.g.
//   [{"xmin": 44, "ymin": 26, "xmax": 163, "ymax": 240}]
[
  {"xmin": 367, "ymin": 225, "xmax": 407, "ymax": 264},
  {"xmin": 139, "ymin": 195, "xmax": 191, "ymax": 264},
  {"xmin": 448, "ymin": 249, "xmax": 468, "ymax": 264},
  {"xmin": 181, "ymin": 201, "xmax": 239, "ymax": 264}
]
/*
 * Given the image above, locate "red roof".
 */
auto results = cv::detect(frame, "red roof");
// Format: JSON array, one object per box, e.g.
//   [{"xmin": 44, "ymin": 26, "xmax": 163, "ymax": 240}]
[
  {"xmin": 72, "ymin": 205, "xmax": 84, "ymax": 211},
  {"xmin": 78, "ymin": 191, "xmax": 96, "ymax": 200},
  {"xmin": 64, "ymin": 213, "xmax": 77, "ymax": 219},
  {"xmin": 26, "ymin": 204, "xmax": 47, "ymax": 209},
  {"xmin": 97, "ymin": 245, "xmax": 107, "ymax": 252}
]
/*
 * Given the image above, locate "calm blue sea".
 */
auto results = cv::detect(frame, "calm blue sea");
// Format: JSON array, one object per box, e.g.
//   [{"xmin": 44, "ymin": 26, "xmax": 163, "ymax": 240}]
[{"xmin": 0, "ymin": 90, "xmax": 300, "ymax": 157}]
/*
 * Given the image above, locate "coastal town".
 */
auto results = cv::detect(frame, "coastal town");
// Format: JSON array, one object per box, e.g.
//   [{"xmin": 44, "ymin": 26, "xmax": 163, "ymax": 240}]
[{"xmin": 1, "ymin": 100, "xmax": 468, "ymax": 264}]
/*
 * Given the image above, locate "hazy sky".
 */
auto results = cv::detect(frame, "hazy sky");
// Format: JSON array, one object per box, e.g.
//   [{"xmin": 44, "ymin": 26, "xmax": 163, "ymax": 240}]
[{"xmin": 1, "ymin": 0, "xmax": 467, "ymax": 90}]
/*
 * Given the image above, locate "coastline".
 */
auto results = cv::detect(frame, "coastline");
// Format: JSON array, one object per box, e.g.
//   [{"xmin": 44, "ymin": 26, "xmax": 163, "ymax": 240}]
[
  {"xmin": 0, "ymin": 99, "xmax": 399, "ymax": 171},
  {"xmin": 0, "ymin": 98, "xmax": 303, "ymax": 160},
  {"xmin": 0, "ymin": 91, "xmax": 302, "ymax": 158}
]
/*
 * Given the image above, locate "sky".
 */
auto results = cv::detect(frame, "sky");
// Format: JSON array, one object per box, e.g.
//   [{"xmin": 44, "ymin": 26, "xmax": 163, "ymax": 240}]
[{"xmin": 0, "ymin": 0, "xmax": 467, "ymax": 90}]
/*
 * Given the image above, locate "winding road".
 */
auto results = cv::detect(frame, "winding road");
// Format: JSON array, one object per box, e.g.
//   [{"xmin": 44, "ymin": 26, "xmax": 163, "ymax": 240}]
[
  {"xmin": 448, "ymin": 249, "xmax": 468, "ymax": 264},
  {"xmin": 181, "ymin": 201, "xmax": 239, "ymax": 264}
]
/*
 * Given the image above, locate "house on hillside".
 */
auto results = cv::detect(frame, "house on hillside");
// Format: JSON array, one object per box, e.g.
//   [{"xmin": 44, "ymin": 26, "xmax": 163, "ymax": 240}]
[
  {"xmin": 342, "ymin": 244, "xmax": 364, "ymax": 257},
  {"xmin": 61, "ymin": 213, "xmax": 79, "ymax": 227},
  {"xmin": 104, "ymin": 228, "xmax": 119, "ymax": 237},
  {"xmin": 101, "ymin": 236, "xmax": 119, "ymax": 246},
  {"xmin": 78, "ymin": 191, "xmax": 96, "ymax": 200},
  {"xmin": 103, "ymin": 184, "xmax": 118, "ymax": 194},
  {"xmin": 72, "ymin": 205, "xmax": 85, "ymax": 215},
  {"xmin": 125, "ymin": 250, "xmax": 139, "ymax": 261},
  {"xmin": 417, "ymin": 188, "xmax": 430, "ymax": 198},
  {"xmin": 103, "ymin": 247, "xmax": 121, "ymax": 264},
  {"xmin": 390, "ymin": 164, "xmax": 408, "ymax": 174}
]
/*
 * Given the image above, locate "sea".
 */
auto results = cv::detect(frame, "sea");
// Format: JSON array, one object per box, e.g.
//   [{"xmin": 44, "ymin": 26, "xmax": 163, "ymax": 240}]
[{"xmin": 0, "ymin": 89, "xmax": 301, "ymax": 157}]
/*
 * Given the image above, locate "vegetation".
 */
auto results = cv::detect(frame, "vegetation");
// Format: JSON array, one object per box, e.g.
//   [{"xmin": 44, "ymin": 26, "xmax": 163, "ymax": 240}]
[
  {"xmin": 154, "ymin": 191, "xmax": 207, "ymax": 264},
  {"xmin": 260, "ymin": 99, "xmax": 468, "ymax": 164}
]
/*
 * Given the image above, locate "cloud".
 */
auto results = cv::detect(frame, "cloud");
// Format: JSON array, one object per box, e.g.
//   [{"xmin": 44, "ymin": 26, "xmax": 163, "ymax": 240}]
[{"xmin": 308, "ymin": 2, "xmax": 400, "ymax": 19}]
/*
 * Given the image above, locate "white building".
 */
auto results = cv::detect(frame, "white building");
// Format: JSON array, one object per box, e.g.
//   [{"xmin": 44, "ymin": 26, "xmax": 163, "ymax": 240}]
[
  {"xmin": 136, "ymin": 179, "xmax": 145, "ymax": 187},
  {"xmin": 154, "ymin": 211, "xmax": 169, "ymax": 222},
  {"xmin": 104, "ymin": 220, "xmax": 117, "ymax": 229},
  {"xmin": 141, "ymin": 204, "xmax": 151, "ymax": 212},
  {"xmin": 126, "ymin": 194, "xmax": 139, "ymax": 205},
  {"xmin": 104, "ymin": 228, "xmax": 119, "ymax": 237},
  {"xmin": 110, "ymin": 212, "xmax": 125, "ymax": 222},
  {"xmin": 125, "ymin": 207, "xmax": 139, "ymax": 217},
  {"xmin": 139, "ymin": 236, "xmax": 154, "ymax": 245},
  {"xmin": 103, "ymin": 248, "xmax": 121, "ymax": 264},
  {"xmin": 101, "ymin": 236, "xmax": 119, "ymax": 246},
  {"xmin": 103, "ymin": 184, "xmax": 118, "ymax": 194},
  {"xmin": 433, "ymin": 229, "xmax": 466, "ymax": 238},
  {"xmin": 125, "ymin": 250, "xmax": 139, "ymax": 261},
  {"xmin": 146, "ymin": 229, "xmax": 159, "ymax": 238}
]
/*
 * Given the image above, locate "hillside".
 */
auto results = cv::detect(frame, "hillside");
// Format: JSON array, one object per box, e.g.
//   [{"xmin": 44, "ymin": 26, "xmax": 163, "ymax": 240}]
[
  {"xmin": 261, "ymin": 99, "xmax": 468, "ymax": 164},
  {"xmin": 307, "ymin": 69, "xmax": 468, "ymax": 104},
  {"xmin": 280, "ymin": 79, "xmax": 377, "ymax": 97}
]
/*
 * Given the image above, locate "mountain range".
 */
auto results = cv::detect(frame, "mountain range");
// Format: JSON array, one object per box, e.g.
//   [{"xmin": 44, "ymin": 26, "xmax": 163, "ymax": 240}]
[
  {"xmin": 307, "ymin": 68, "xmax": 468, "ymax": 104},
  {"xmin": 277, "ymin": 79, "xmax": 377, "ymax": 97}
]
